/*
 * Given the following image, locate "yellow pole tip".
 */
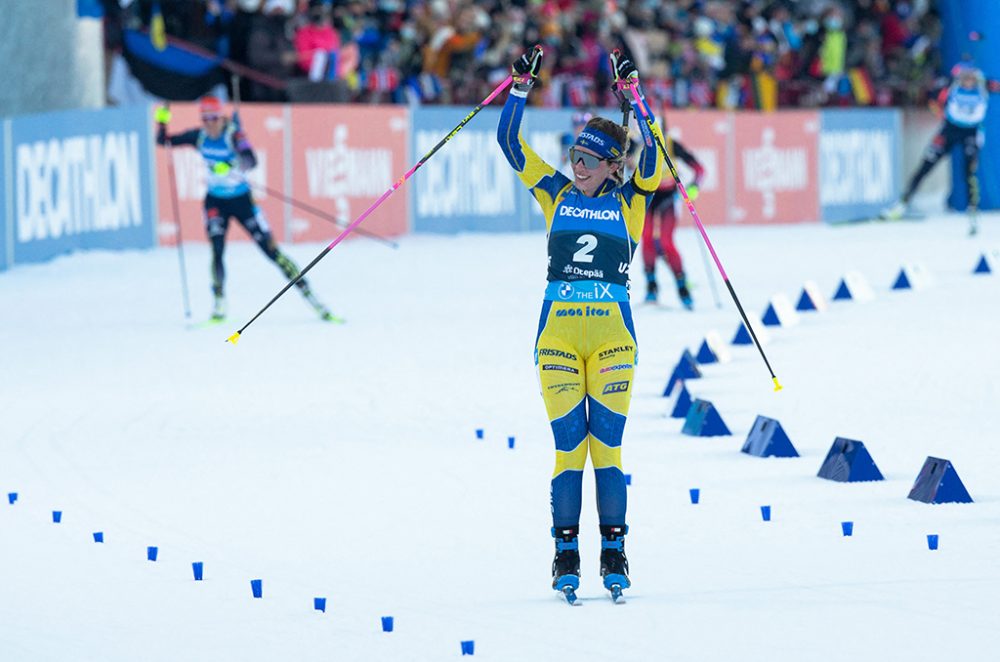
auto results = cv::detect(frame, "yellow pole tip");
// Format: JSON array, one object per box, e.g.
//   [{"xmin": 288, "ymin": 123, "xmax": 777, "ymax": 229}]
[
  {"xmin": 226, "ymin": 332, "xmax": 241, "ymax": 345},
  {"xmin": 772, "ymin": 378, "xmax": 783, "ymax": 392}
]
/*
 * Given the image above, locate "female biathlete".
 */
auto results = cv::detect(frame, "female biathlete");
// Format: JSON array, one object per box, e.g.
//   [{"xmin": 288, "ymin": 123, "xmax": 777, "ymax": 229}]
[
  {"xmin": 156, "ymin": 96, "xmax": 336, "ymax": 322},
  {"xmin": 497, "ymin": 48, "xmax": 664, "ymax": 602},
  {"xmin": 641, "ymin": 128, "xmax": 703, "ymax": 308}
]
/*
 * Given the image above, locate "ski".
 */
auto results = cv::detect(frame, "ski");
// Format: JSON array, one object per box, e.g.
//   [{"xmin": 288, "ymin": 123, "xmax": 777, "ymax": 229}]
[
  {"xmin": 560, "ymin": 585, "xmax": 581, "ymax": 606},
  {"xmin": 318, "ymin": 310, "xmax": 346, "ymax": 324},
  {"xmin": 188, "ymin": 316, "xmax": 227, "ymax": 330},
  {"xmin": 553, "ymin": 572, "xmax": 581, "ymax": 606}
]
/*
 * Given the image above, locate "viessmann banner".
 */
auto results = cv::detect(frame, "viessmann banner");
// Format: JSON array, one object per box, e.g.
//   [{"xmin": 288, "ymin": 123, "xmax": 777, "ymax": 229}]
[
  {"xmin": 9, "ymin": 106, "xmax": 157, "ymax": 266},
  {"xmin": 154, "ymin": 102, "xmax": 289, "ymax": 246},
  {"xmin": 153, "ymin": 103, "xmax": 409, "ymax": 244}
]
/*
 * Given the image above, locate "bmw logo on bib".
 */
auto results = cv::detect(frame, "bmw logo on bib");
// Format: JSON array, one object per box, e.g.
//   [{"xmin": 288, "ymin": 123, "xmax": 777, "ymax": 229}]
[{"xmin": 559, "ymin": 283, "xmax": 574, "ymax": 300}]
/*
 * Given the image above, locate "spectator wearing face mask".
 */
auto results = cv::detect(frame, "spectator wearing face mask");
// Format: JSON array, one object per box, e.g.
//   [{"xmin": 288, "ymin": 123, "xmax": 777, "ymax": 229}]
[{"xmin": 295, "ymin": 0, "xmax": 341, "ymax": 78}]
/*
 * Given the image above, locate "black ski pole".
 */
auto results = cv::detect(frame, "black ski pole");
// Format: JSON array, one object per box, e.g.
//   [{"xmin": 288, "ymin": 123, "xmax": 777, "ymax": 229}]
[
  {"xmin": 252, "ymin": 184, "xmax": 399, "ymax": 249},
  {"xmin": 157, "ymin": 105, "xmax": 192, "ymax": 320},
  {"xmin": 619, "ymin": 51, "xmax": 782, "ymax": 391}
]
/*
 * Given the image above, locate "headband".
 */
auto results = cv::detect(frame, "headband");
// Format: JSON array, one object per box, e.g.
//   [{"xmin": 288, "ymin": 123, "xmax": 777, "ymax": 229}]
[{"xmin": 573, "ymin": 127, "xmax": 623, "ymax": 161}]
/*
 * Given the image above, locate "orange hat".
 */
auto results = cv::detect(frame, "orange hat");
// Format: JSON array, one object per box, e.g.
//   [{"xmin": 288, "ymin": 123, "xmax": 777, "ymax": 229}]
[{"xmin": 199, "ymin": 96, "xmax": 224, "ymax": 116}]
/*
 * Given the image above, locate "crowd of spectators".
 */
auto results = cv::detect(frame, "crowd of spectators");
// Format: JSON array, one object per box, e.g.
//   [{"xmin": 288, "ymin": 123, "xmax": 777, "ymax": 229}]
[{"xmin": 105, "ymin": 0, "xmax": 944, "ymax": 110}]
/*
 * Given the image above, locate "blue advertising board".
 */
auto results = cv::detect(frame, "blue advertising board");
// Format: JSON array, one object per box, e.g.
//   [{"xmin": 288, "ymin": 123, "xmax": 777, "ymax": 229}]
[
  {"xmin": 410, "ymin": 105, "xmax": 578, "ymax": 233},
  {"xmin": 1, "ymin": 119, "xmax": 9, "ymax": 272},
  {"xmin": 939, "ymin": 0, "xmax": 1000, "ymax": 210},
  {"xmin": 819, "ymin": 109, "xmax": 902, "ymax": 223},
  {"xmin": 9, "ymin": 105, "xmax": 156, "ymax": 266}
]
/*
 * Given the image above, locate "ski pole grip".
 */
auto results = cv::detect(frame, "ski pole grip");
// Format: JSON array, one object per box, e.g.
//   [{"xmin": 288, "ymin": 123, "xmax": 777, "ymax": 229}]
[
  {"xmin": 626, "ymin": 84, "xmax": 649, "ymax": 118},
  {"xmin": 155, "ymin": 106, "xmax": 172, "ymax": 124}
]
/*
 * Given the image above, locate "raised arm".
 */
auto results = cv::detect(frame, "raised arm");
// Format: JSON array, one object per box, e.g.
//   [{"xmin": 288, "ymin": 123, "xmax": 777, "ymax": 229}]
[
  {"xmin": 497, "ymin": 48, "xmax": 572, "ymax": 227},
  {"xmin": 609, "ymin": 52, "xmax": 664, "ymax": 240}
]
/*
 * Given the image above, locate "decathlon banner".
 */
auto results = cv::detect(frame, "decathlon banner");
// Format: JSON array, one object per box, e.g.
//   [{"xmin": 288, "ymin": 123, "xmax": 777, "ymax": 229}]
[
  {"xmin": 1, "ymin": 119, "xmax": 9, "ymax": 272},
  {"xmin": 410, "ymin": 107, "xmax": 524, "ymax": 233},
  {"xmin": 11, "ymin": 106, "xmax": 156, "ymax": 266},
  {"xmin": 154, "ymin": 102, "xmax": 289, "ymax": 246},
  {"xmin": 819, "ymin": 109, "xmax": 901, "ymax": 223},
  {"xmin": 288, "ymin": 105, "xmax": 409, "ymax": 243},
  {"xmin": 732, "ymin": 111, "xmax": 820, "ymax": 224}
]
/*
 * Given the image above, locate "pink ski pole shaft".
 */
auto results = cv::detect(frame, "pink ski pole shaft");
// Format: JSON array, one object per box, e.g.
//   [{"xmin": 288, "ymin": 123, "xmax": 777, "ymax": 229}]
[
  {"xmin": 626, "ymin": 82, "xmax": 783, "ymax": 391},
  {"xmin": 227, "ymin": 75, "xmax": 514, "ymax": 344}
]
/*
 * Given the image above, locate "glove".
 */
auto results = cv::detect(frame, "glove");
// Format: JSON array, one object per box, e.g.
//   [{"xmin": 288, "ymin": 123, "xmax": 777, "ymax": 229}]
[
  {"xmin": 154, "ymin": 106, "xmax": 172, "ymax": 125},
  {"xmin": 610, "ymin": 50, "xmax": 639, "ymax": 86},
  {"xmin": 212, "ymin": 161, "xmax": 233, "ymax": 176},
  {"xmin": 511, "ymin": 46, "xmax": 543, "ymax": 93},
  {"xmin": 687, "ymin": 184, "xmax": 700, "ymax": 201},
  {"xmin": 512, "ymin": 46, "xmax": 543, "ymax": 78}
]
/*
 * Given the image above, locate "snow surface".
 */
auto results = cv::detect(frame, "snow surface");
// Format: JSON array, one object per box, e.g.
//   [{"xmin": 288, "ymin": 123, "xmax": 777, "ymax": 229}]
[{"xmin": 1, "ymin": 213, "xmax": 999, "ymax": 661}]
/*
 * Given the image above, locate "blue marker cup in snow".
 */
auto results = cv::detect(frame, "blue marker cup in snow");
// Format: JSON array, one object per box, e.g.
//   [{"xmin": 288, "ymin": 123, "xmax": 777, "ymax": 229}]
[
  {"xmin": 52, "ymin": 511, "xmax": 62, "ymax": 523},
  {"xmin": 461, "ymin": 640, "xmax": 475, "ymax": 655},
  {"xmin": 760, "ymin": 505, "xmax": 771, "ymax": 521},
  {"xmin": 93, "ymin": 532, "xmax": 104, "ymax": 543},
  {"xmin": 507, "ymin": 436, "xmax": 515, "ymax": 449},
  {"xmin": 314, "ymin": 597, "xmax": 326, "ymax": 612},
  {"xmin": 192, "ymin": 562, "xmax": 204, "ymax": 581},
  {"xmin": 475, "ymin": 429, "xmax": 484, "ymax": 440},
  {"xmin": 624, "ymin": 474, "xmax": 632, "ymax": 486},
  {"xmin": 381, "ymin": 616, "xmax": 394, "ymax": 632},
  {"xmin": 7, "ymin": 492, "xmax": 16, "ymax": 504},
  {"xmin": 147, "ymin": 546, "xmax": 158, "ymax": 561},
  {"xmin": 841, "ymin": 521, "xmax": 853, "ymax": 536},
  {"xmin": 927, "ymin": 534, "xmax": 939, "ymax": 550},
  {"xmin": 251, "ymin": 579, "xmax": 263, "ymax": 598},
  {"xmin": 689, "ymin": 488, "xmax": 700, "ymax": 504}
]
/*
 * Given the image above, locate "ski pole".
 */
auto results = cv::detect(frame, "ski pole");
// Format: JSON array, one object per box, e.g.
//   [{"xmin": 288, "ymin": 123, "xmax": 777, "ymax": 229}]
[
  {"xmin": 157, "ymin": 105, "xmax": 192, "ymax": 320},
  {"xmin": 226, "ymin": 73, "xmax": 515, "ymax": 345},
  {"xmin": 696, "ymin": 233, "xmax": 722, "ymax": 309},
  {"xmin": 251, "ymin": 184, "xmax": 399, "ymax": 249},
  {"xmin": 624, "ymin": 76, "xmax": 783, "ymax": 391}
]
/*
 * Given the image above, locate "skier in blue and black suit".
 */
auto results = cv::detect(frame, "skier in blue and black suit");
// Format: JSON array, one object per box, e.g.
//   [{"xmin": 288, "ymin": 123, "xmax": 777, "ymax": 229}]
[{"xmin": 156, "ymin": 96, "xmax": 335, "ymax": 322}]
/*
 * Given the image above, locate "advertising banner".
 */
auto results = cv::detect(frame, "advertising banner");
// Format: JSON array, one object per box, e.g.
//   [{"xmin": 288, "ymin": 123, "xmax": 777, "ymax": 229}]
[
  {"xmin": 154, "ymin": 102, "xmax": 287, "ymax": 245},
  {"xmin": 410, "ymin": 107, "xmax": 522, "ymax": 233},
  {"xmin": 288, "ymin": 105, "xmax": 409, "ymax": 243},
  {"xmin": 1, "ymin": 119, "xmax": 9, "ymax": 272},
  {"xmin": 662, "ymin": 109, "xmax": 732, "ymax": 227},
  {"xmin": 11, "ymin": 106, "xmax": 156, "ymax": 266},
  {"xmin": 819, "ymin": 109, "xmax": 901, "ymax": 223},
  {"xmin": 732, "ymin": 111, "xmax": 820, "ymax": 224}
]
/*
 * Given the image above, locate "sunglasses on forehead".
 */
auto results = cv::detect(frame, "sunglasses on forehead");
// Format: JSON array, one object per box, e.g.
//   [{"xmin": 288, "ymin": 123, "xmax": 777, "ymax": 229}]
[{"xmin": 568, "ymin": 147, "xmax": 608, "ymax": 169}]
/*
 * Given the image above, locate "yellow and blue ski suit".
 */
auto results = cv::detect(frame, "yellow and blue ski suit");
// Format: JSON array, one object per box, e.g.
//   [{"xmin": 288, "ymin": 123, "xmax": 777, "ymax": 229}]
[{"xmin": 497, "ymin": 89, "xmax": 664, "ymax": 528}]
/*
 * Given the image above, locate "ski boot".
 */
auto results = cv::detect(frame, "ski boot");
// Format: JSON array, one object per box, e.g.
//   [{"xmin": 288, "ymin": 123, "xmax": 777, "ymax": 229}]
[
  {"xmin": 674, "ymin": 272, "xmax": 693, "ymax": 311},
  {"xmin": 599, "ymin": 524, "xmax": 630, "ymax": 603},
  {"xmin": 303, "ymin": 289, "xmax": 343, "ymax": 323},
  {"xmin": 552, "ymin": 526, "xmax": 581, "ymax": 604},
  {"xmin": 644, "ymin": 271, "xmax": 658, "ymax": 303},
  {"xmin": 211, "ymin": 294, "xmax": 226, "ymax": 321},
  {"xmin": 879, "ymin": 200, "xmax": 906, "ymax": 221}
]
